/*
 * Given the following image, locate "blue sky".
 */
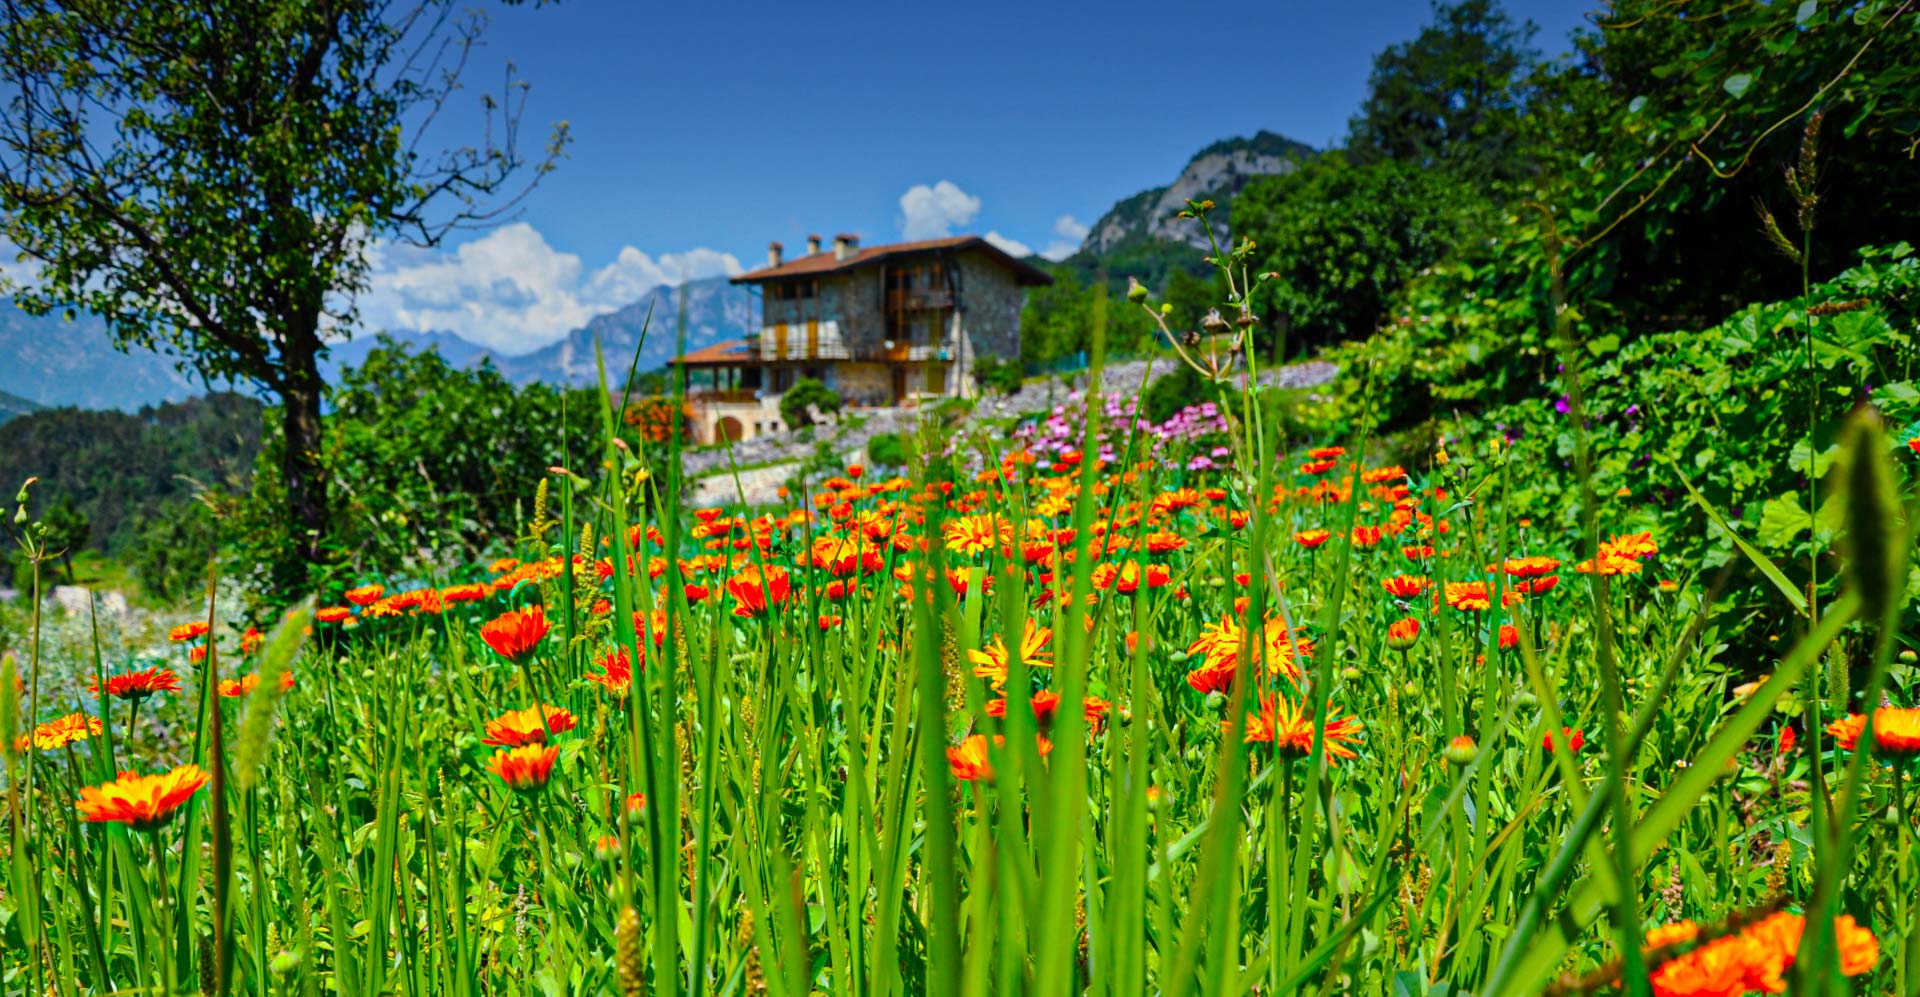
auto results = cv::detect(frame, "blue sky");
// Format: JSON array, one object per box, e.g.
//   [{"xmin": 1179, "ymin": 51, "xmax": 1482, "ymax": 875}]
[{"xmin": 362, "ymin": 0, "xmax": 1595, "ymax": 353}]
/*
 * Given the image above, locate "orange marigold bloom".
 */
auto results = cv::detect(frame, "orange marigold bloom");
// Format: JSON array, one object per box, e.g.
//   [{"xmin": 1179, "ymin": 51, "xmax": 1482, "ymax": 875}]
[
  {"xmin": 942, "ymin": 513, "xmax": 1011, "ymax": 557},
  {"xmin": 968, "ymin": 621, "xmax": 1054, "ymax": 690},
  {"xmin": 482, "ymin": 705, "xmax": 578, "ymax": 747},
  {"xmin": 946, "ymin": 733, "xmax": 1053, "ymax": 782},
  {"xmin": 1443, "ymin": 581, "xmax": 1491, "ymax": 612},
  {"xmin": 1385, "ymin": 617, "xmax": 1420, "ymax": 651},
  {"xmin": 586, "ymin": 648, "xmax": 636, "ymax": 697},
  {"xmin": 1825, "ymin": 705, "xmax": 1920, "ymax": 758},
  {"xmin": 1643, "ymin": 910, "xmax": 1876, "ymax": 997},
  {"xmin": 1234, "ymin": 693, "xmax": 1362, "ymax": 761},
  {"xmin": 168, "ymin": 621, "xmax": 210, "ymax": 643},
  {"xmin": 76, "ymin": 764, "xmax": 210, "ymax": 831},
  {"xmin": 218, "ymin": 675, "xmax": 258, "ymax": 698},
  {"xmin": 1144, "ymin": 531, "xmax": 1188, "ymax": 554},
  {"xmin": 1402, "ymin": 544, "xmax": 1434, "ymax": 560},
  {"xmin": 1543, "ymin": 726, "xmax": 1584, "ymax": 753},
  {"xmin": 344, "ymin": 584, "xmax": 385, "ymax": 606},
  {"xmin": 1512, "ymin": 574, "xmax": 1559, "ymax": 595},
  {"xmin": 314, "ymin": 606, "xmax": 353, "ymax": 625},
  {"xmin": 1501, "ymin": 556, "xmax": 1561, "ymax": 578},
  {"xmin": 726, "ymin": 564, "xmax": 793, "ymax": 618},
  {"xmin": 480, "ymin": 606, "xmax": 550, "ymax": 663},
  {"xmin": 985, "ymin": 690, "xmax": 1112, "ymax": 732},
  {"xmin": 18, "ymin": 712, "xmax": 104, "ymax": 752},
  {"xmin": 1186, "ymin": 614, "xmax": 1313, "ymax": 683},
  {"xmin": 1307, "ymin": 446, "xmax": 1346, "ymax": 460},
  {"xmin": 1297, "ymin": 458, "xmax": 1338, "ymax": 476},
  {"xmin": 1295, "ymin": 528, "xmax": 1333, "ymax": 549},
  {"xmin": 488, "ymin": 745, "xmax": 559, "ymax": 794},
  {"xmin": 90, "ymin": 667, "xmax": 183, "ymax": 702},
  {"xmin": 1350, "ymin": 525, "xmax": 1384, "ymax": 549},
  {"xmin": 240, "ymin": 626, "xmax": 265, "ymax": 655},
  {"xmin": 1575, "ymin": 554, "xmax": 1643, "ymax": 576},
  {"xmin": 1381, "ymin": 574, "xmax": 1428, "ymax": 599}
]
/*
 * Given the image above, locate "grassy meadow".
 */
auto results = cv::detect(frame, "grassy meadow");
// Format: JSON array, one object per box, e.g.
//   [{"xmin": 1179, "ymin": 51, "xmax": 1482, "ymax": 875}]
[{"xmin": 4, "ymin": 293, "xmax": 1920, "ymax": 997}]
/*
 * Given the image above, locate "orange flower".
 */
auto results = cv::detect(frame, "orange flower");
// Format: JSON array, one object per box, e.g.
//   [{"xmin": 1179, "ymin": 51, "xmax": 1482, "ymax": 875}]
[
  {"xmin": 968, "ymin": 621, "xmax": 1054, "ymax": 690},
  {"xmin": 586, "ymin": 649, "xmax": 636, "ymax": 697},
  {"xmin": 1825, "ymin": 705, "xmax": 1920, "ymax": 758},
  {"xmin": 985, "ymin": 690, "xmax": 1112, "ymax": 732},
  {"xmin": 1295, "ymin": 529, "xmax": 1333, "ymax": 549},
  {"xmin": 1297, "ymin": 458, "xmax": 1338, "ymax": 476},
  {"xmin": 480, "ymin": 606, "xmax": 550, "ymax": 663},
  {"xmin": 1381, "ymin": 574, "xmax": 1428, "ymax": 599},
  {"xmin": 90, "ymin": 667, "xmax": 183, "ymax": 702},
  {"xmin": 18, "ymin": 712, "xmax": 103, "ymax": 752},
  {"xmin": 1501, "ymin": 556, "xmax": 1560, "ymax": 578},
  {"xmin": 1642, "ymin": 911, "xmax": 1876, "ymax": 997},
  {"xmin": 942, "ymin": 513, "xmax": 1010, "ymax": 557},
  {"xmin": 488, "ymin": 744, "xmax": 559, "ymax": 794},
  {"xmin": 1186, "ymin": 614, "xmax": 1314, "ymax": 683},
  {"xmin": 314, "ymin": 606, "xmax": 353, "ymax": 625},
  {"xmin": 1543, "ymin": 727, "xmax": 1584, "ymax": 753},
  {"xmin": 240, "ymin": 627, "xmax": 265, "ymax": 655},
  {"xmin": 946, "ymin": 733, "xmax": 1053, "ymax": 782},
  {"xmin": 1234, "ymin": 693, "xmax": 1363, "ymax": 762},
  {"xmin": 1385, "ymin": 617, "xmax": 1420, "ymax": 651},
  {"xmin": 1443, "ymin": 581, "xmax": 1491, "ymax": 612},
  {"xmin": 1307, "ymin": 446, "xmax": 1346, "ymax": 460},
  {"xmin": 77, "ymin": 764, "xmax": 210, "ymax": 831},
  {"xmin": 344, "ymin": 584, "xmax": 385, "ymax": 606},
  {"xmin": 482, "ymin": 705, "xmax": 578, "ymax": 747},
  {"xmin": 1350, "ymin": 525, "xmax": 1384, "ymax": 549},
  {"xmin": 168, "ymin": 621, "xmax": 210, "ymax": 643},
  {"xmin": 217, "ymin": 672, "xmax": 294, "ymax": 698},
  {"xmin": 726, "ymin": 564, "xmax": 793, "ymax": 618}
]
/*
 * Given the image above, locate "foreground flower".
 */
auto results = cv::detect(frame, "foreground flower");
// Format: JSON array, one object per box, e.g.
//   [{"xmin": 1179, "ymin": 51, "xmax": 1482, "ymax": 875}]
[
  {"xmin": 482, "ymin": 705, "xmax": 578, "ymax": 747},
  {"xmin": 726, "ymin": 564, "xmax": 793, "ymax": 618},
  {"xmin": 985, "ymin": 689, "xmax": 1112, "ymax": 732},
  {"xmin": 946, "ymin": 733, "xmax": 1054, "ymax": 782},
  {"xmin": 77, "ymin": 764, "xmax": 210, "ymax": 831},
  {"xmin": 1186, "ymin": 614, "xmax": 1313, "ymax": 688},
  {"xmin": 480, "ymin": 605, "xmax": 550, "ymax": 663},
  {"xmin": 488, "ymin": 745, "xmax": 559, "ymax": 794},
  {"xmin": 90, "ymin": 667, "xmax": 184, "ymax": 703},
  {"xmin": 1385, "ymin": 617, "xmax": 1420, "ymax": 651},
  {"xmin": 1235, "ymin": 693, "xmax": 1363, "ymax": 762},
  {"xmin": 1643, "ymin": 910, "xmax": 1876, "ymax": 997},
  {"xmin": 968, "ymin": 621, "xmax": 1055, "ymax": 690},
  {"xmin": 586, "ymin": 649, "xmax": 635, "ymax": 697},
  {"xmin": 1443, "ymin": 581, "xmax": 1491, "ymax": 612},
  {"xmin": 18, "ymin": 712, "xmax": 104, "ymax": 752},
  {"xmin": 1825, "ymin": 705, "xmax": 1920, "ymax": 758},
  {"xmin": 168, "ymin": 621, "xmax": 210, "ymax": 643}
]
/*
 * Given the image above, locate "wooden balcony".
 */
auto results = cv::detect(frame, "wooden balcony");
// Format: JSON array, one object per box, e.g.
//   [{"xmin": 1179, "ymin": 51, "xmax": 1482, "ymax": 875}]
[{"xmin": 886, "ymin": 289, "xmax": 953, "ymax": 312}]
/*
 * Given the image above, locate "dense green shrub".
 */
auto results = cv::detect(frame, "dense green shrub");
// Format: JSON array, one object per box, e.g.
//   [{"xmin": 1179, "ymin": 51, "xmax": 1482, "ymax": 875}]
[
  {"xmin": 971, "ymin": 355, "xmax": 1023, "ymax": 396},
  {"xmin": 865, "ymin": 432, "xmax": 914, "ymax": 470},
  {"xmin": 779, "ymin": 378, "xmax": 842, "ymax": 428},
  {"xmin": 1143, "ymin": 364, "xmax": 1207, "ymax": 424}
]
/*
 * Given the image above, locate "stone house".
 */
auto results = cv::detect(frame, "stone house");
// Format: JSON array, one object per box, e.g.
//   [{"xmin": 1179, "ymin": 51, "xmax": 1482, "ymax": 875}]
[{"xmin": 671, "ymin": 233, "xmax": 1052, "ymax": 444}]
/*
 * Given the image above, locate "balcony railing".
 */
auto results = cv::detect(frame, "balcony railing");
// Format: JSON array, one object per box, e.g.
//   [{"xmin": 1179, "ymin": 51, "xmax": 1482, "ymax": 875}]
[
  {"xmin": 688, "ymin": 389, "xmax": 762, "ymax": 404},
  {"xmin": 886, "ymin": 289, "xmax": 953, "ymax": 312}
]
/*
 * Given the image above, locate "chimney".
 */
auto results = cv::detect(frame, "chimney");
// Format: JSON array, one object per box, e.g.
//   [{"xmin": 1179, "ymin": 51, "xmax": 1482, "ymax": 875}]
[
  {"xmin": 768, "ymin": 241, "xmax": 784, "ymax": 268},
  {"xmin": 807, "ymin": 234, "xmax": 822, "ymax": 255},
  {"xmin": 833, "ymin": 233, "xmax": 859, "ymax": 262}
]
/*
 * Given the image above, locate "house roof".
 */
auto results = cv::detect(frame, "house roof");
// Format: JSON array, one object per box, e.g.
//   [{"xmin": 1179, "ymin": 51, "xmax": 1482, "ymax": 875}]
[
  {"xmin": 731, "ymin": 235, "xmax": 1055, "ymax": 287},
  {"xmin": 670, "ymin": 338, "xmax": 756, "ymax": 367}
]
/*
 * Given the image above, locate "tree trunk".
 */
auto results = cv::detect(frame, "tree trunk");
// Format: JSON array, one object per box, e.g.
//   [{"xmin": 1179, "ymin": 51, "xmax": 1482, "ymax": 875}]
[{"xmin": 280, "ymin": 330, "xmax": 329, "ymax": 571}]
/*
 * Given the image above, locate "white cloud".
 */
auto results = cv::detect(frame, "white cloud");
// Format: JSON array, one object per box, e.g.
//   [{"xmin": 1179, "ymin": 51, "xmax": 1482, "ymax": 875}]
[
  {"xmin": 898, "ymin": 180, "xmax": 981, "ymax": 240},
  {"xmin": 982, "ymin": 231, "xmax": 1033, "ymax": 258},
  {"xmin": 359, "ymin": 223, "xmax": 742, "ymax": 354},
  {"xmin": 1036, "ymin": 213, "xmax": 1090, "ymax": 261}
]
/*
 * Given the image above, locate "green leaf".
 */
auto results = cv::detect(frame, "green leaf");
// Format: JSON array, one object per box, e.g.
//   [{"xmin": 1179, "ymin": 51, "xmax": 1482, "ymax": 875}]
[
  {"xmin": 1724, "ymin": 72, "xmax": 1756, "ymax": 98},
  {"xmin": 1795, "ymin": 0, "xmax": 1819, "ymax": 23},
  {"xmin": 1756, "ymin": 492, "xmax": 1813, "ymax": 547}
]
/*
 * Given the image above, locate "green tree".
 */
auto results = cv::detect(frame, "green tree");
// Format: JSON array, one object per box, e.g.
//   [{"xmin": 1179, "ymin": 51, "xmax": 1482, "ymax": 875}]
[
  {"xmin": 780, "ymin": 378, "xmax": 843, "ymax": 429},
  {"xmin": 1237, "ymin": 153, "xmax": 1483, "ymax": 348},
  {"xmin": 1347, "ymin": 0, "xmax": 1540, "ymax": 186},
  {"xmin": 0, "ymin": 0, "xmax": 567, "ymax": 581}
]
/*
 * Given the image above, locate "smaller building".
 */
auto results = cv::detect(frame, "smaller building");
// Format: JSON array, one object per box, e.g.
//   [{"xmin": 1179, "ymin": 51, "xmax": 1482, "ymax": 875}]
[{"xmin": 672, "ymin": 232, "xmax": 1052, "ymax": 445}]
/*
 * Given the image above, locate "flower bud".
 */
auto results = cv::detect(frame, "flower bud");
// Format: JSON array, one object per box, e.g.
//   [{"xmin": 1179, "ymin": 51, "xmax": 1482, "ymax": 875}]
[
  {"xmin": 1203, "ymin": 690, "xmax": 1226, "ymax": 712},
  {"xmin": 1126, "ymin": 277, "xmax": 1149, "ymax": 304},
  {"xmin": 1443, "ymin": 735, "xmax": 1479, "ymax": 766}
]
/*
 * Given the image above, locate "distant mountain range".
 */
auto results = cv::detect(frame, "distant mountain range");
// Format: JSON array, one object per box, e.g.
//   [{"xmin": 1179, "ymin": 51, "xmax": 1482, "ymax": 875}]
[{"xmin": 0, "ymin": 276, "xmax": 756, "ymax": 411}]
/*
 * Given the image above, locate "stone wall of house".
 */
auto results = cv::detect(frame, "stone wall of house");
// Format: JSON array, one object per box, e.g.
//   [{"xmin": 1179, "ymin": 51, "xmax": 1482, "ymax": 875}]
[
  {"xmin": 831, "ymin": 362, "xmax": 893, "ymax": 406},
  {"xmin": 836, "ymin": 269, "xmax": 886, "ymax": 354},
  {"xmin": 954, "ymin": 250, "xmax": 1024, "ymax": 362}
]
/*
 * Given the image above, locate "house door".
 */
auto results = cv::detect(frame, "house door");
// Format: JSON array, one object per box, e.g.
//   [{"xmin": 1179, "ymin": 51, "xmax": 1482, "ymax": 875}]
[
  {"xmin": 925, "ymin": 363, "xmax": 946, "ymax": 395},
  {"xmin": 806, "ymin": 319, "xmax": 819, "ymax": 358},
  {"xmin": 891, "ymin": 366, "xmax": 906, "ymax": 403},
  {"xmin": 774, "ymin": 322, "xmax": 789, "ymax": 359},
  {"xmin": 716, "ymin": 417, "xmax": 743, "ymax": 443}
]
